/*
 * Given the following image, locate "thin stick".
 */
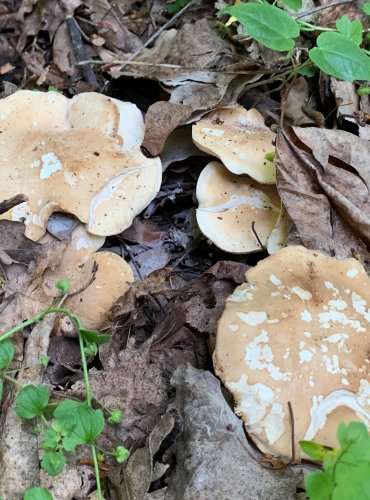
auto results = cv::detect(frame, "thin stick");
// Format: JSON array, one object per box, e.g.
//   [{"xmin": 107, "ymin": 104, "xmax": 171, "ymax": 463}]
[
  {"xmin": 251, "ymin": 221, "xmax": 264, "ymax": 249},
  {"xmin": 295, "ymin": 0, "xmax": 355, "ymax": 19}
]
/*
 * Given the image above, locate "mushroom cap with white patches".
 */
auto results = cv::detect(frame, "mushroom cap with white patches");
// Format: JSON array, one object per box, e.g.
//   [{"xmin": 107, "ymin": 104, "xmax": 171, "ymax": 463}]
[
  {"xmin": 42, "ymin": 224, "xmax": 133, "ymax": 329},
  {"xmin": 196, "ymin": 161, "xmax": 281, "ymax": 254},
  {"xmin": 214, "ymin": 246, "xmax": 370, "ymax": 460},
  {"xmin": 0, "ymin": 90, "xmax": 161, "ymax": 240},
  {"xmin": 192, "ymin": 107, "xmax": 276, "ymax": 183}
]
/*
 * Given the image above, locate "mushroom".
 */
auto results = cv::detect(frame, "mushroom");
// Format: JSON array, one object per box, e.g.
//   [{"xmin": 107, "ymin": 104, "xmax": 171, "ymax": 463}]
[
  {"xmin": 214, "ymin": 246, "xmax": 370, "ymax": 460},
  {"xmin": 43, "ymin": 225, "xmax": 133, "ymax": 329},
  {"xmin": 192, "ymin": 107, "xmax": 276, "ymax": 183},
  {"xmin": 196, "ymin": 161, "xmax": 281, "ymax": 253},
  {"xmin": 0, "ymin": 91, "xmax": 162, "ymax": 241}
]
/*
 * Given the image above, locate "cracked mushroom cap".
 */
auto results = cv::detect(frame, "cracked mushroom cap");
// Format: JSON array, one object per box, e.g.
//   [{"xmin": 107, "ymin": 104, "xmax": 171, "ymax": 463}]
[
  {"xmin": 43, "ymin": 225, "xmax": 133, "ymax": 329},
  {"xmin": 196, "ymin": 161, "xmax": 281, "ymax": 253},
  {"xmin": 192, "ymin": 107, "xmax": 276, "ymax": 183},
  {"xmin": 214, "ymin": 246, "xmax": 370, "ymax": 460},
  {"xmin": 0, "ymin": 91, "xmax": 162, "ymax": 240}
]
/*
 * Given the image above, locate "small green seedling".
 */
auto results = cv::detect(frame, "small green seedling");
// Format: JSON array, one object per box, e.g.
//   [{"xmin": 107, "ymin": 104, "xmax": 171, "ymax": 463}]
[
  {"xmin": 166, "ymin": 0, "xmax": 191, "ymax": 14},
  {"xmin": 0, "ymin": 280, "xmax": 129, "ymax": 500},
  {"xmin": 300, "ymin": 422, "xmax": 370, "ymax": 499},
  {"xmin": 221, "ymin": 1, "xmax": 370, "ymax": 82}
]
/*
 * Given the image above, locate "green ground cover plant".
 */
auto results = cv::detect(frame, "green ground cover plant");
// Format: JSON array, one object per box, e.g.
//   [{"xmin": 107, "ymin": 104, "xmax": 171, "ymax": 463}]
[
  {"xmin": 0, "ymin": 279, "xmax": 129, "ymax": 500},
  {"xmin": 221, "ymin": 0, "xmax": 370, "ymax": 82},
  {"xmin": 300, "ymin": 422, "xmax": 370, "ymax": 500}
]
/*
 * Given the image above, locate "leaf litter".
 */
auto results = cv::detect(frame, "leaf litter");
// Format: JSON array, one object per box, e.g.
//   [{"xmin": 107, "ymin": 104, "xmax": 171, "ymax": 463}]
[{"xmin": 1, "ymin": 0, "xmax": 370, "ymax": 498}]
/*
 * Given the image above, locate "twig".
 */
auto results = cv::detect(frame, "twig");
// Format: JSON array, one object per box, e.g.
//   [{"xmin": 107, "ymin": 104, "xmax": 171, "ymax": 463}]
[
  {"xmin": 251, "ymin": 221, "xmax": 264, "ymax": 249},
  {"xmin": 66, "ymin": 15, "xmax": 98, "ymax": 89},
  {"xmin": 126, "ymin": 0, "xmax": 198, "ymax": 63},
  {"xmin": 295, "ymin": 0, "xmax": 355, "ymax": 20},
  {"xmin": 76, "ymin": 59, "xmax": 293, "ymax": 77}
]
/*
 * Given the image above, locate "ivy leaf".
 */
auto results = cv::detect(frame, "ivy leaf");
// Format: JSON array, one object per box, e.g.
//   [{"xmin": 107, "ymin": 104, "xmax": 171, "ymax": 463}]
[
  {"xmin": 309, "ymin": 32, "xmax": 370, "ymax": 82},
  {"xmin": 336, "ymin": 15, "xmax": 363, "ymax": 45},
  {"xmin": 23, "ymin": 487, "xmax": 53, "ymax": 500},
  {"xmin": 305, "ymin": 470, "xmax": 335, "ymax": 500},
  {"xmin": 0, "ymin": 339, "xmax": 14, "ymax": 369},
  {"xmin": 41, "ymin": 451, "xmax": 66, "ymax": 476},
  {"xmin": 222, "ymin": 3, "xmax": 299, "ymax": 51},
  {"xmin": 80, "ymin": 328, "xmax": 110, "ymax": 346},
  {"xmin": 55, "ymin": 400, "xmax": 104, "ymax": 451},
  {"xmin": 15, "ymin": 384, "xmax": 50, "ymax": 419},
  {"xmin": 281, "ymin": 0, "xmax": 302, "ymax": 10}
]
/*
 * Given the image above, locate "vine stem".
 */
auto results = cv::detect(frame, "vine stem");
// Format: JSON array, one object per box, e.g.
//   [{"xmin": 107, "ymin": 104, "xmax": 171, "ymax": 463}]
[{"xmin": 91, "ymin": 445, "xmax": 103, "ymax": 499}]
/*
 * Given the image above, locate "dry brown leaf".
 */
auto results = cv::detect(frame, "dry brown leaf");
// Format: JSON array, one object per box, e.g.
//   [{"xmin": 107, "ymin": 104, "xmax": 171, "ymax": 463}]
[
  {"xmin": 275, "ymin": 127, "xmax": 370, "ymax": 266},
  {"xmin": 142, "ymin": 101, "xmax": 193, "ymax": 156}
]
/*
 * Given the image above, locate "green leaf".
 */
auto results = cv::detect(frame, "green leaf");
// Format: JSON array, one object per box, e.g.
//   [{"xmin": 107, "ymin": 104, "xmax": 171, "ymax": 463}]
[
  {"xmin": 116, "ymin": 445, "xmax": 130, "ymax": 463},
  {"xmin": 363, "ymin": 2, "xmax": 370, "ymax": 15},
  {"xmin": 300, "ymin": 440, "xmax": 337, "ymax": 461},
  {"xmin": 41, "ymin": 429, "xmax": 59, "ymax": 451},
  {"xmin": 55, "ymin": 400, "xmax": 105, "ymax": 451},
  {"xmin": 15, "ymin": 384, "xmax": 50, "ymax": 419},
  {"xmin": 80, "ymin": 328, "xmax": 110, "ymax": 346},
  {"xmin": 23, "ymin": 487, "xmax": 53, "ymax": 500},
  {"xmin": 309, "ymin": 32, "xmax": 370, "ymax": 82},
  {"xmin": 166, "ymin": 0, "xmax": 191, "ymax": 14},
  {"xmin": 0, "ymin": 339, "xmax": 14, "ymax": 369},
  {"xmin": 39, "ymin": 356, "xmax": 50, "ymax": 367},
  {"xmin": 0, "ymin": 379, "xmax": 3, "ymax": 404},
  {"xmin": 357, "ymin": 85, "xmax": 370, "ymax": 96},
  {"xmin": 108, "ymin": 409, "xmax": 122, "ymax": 425},
  {"xmin": 41, "ymin": 451, "xmax": 66, "ymax": 476},
  {"xmin": 222, "ymin": 3, "xmax": 299, "ymax": 51},
  {"xmin": 84, "ymin": 342, "xmax": 98, "ymax": 357},
  {"xmin": 305, "ymin": 470, "xmax": 335, "ymax": 500},
  {"xmin": 304, "ymin": 422, "xmax": 370, "ymax": 499},
  {"xmin": 298, "ymin": 65, "xmax": 316, "ymax": 77},
  {"xmin": 281, "ymin": 0, "xmax": 302, "ymax": 10},
  {"xmin": 336, "ymin": 15, "xmax": 363, "ymax": 45},
  {"xmin": 55, "ymin": 278, "xmax": 70, "ymax": 293}
]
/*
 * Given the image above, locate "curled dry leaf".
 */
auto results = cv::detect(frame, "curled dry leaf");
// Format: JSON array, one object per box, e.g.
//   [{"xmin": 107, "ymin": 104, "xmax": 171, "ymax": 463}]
[{"xmin": 275, "ymin": 127, "xmax": 370, "ymax": 265}]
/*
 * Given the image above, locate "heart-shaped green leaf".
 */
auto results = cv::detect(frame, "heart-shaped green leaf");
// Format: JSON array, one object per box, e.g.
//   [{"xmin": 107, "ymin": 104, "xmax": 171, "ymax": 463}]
[
  {"xmin": 309, "ymin": 32, "xmax": 370, "ymax": 82},
  {"xmin": 15, "ymin": 384, "xmax": 50, "ymax": 419},
  {"xmin": 222, "ymin": 3, "xmax": 299, "ymax": 51}
]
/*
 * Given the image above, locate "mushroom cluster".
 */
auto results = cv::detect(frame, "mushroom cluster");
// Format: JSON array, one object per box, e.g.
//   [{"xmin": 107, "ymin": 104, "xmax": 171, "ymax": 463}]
[
  {"xmin": 0, "ymin": 90, "xmax": 161, "ymax": 327},
  {"xmin": 193, "ymin": 107, "xmax": 286, "ymax": 254},
  {"xmin": 214, "ymin": 246, "xmax": 370, "ymax": 460}
]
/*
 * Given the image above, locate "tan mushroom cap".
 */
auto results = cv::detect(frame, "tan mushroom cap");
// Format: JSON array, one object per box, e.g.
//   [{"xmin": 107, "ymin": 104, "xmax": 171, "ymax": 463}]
[
  {"xmin": 214, "ymin": 246, "xmax": 370, "ymax": 460},
  {"xmin": 0, "ymin": 91, "xmax": 162, "ymax": 240},
  {"xmin": 196, "ymin": 161, "xmax": 280, "ymax": 253},
  {"xmin": 192, "ymin": 107, "xmax": 276, "ymax": 183},
  {"xmin": 43, "ymin": 225, "xmax": 133, "ymax": 329}
]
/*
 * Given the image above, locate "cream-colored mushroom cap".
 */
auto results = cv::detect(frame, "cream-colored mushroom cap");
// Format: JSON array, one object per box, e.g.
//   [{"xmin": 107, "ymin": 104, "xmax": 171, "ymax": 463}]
[
  {"xmin": 43, "ymin": 225, "xmax": 133, "ymax": 329},
  {"xmin": 0, "ymin": 90, "xmax": 162, "ymax": 240},
  {"xmin": 192, "ymin": 107, "xmax": 276, "ymax": 183},
  {"xmin": 196, "ymin": 161, "xmax": 280, "ymax": 253},
  {"xmin": 214, "ymin": 246, "xmax": 370, "ymax": 460}
]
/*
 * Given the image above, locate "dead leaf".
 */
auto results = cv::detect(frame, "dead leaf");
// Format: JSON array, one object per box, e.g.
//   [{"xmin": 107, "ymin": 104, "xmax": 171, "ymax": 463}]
[
  {"xmin": 283, "ymin": 77, "xmax": 315, "ymax": 126},
  {"xmin": 142, "ymin": 101, "xmax": 193, "ymax": 156},
  {"xmin": 161, "ymin": 125, "xmax": 205, "ymax": 170},
  {"xmin": 109, "ymin": 19, "xmax": 259, "ymax": 112},
  {"xmin": 275, "ymin": 127, "xmax": 370, "ymax": 266},
  {"xmin": 165, "ymin": 365, "xmax": 302, "ymax": 499}
]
